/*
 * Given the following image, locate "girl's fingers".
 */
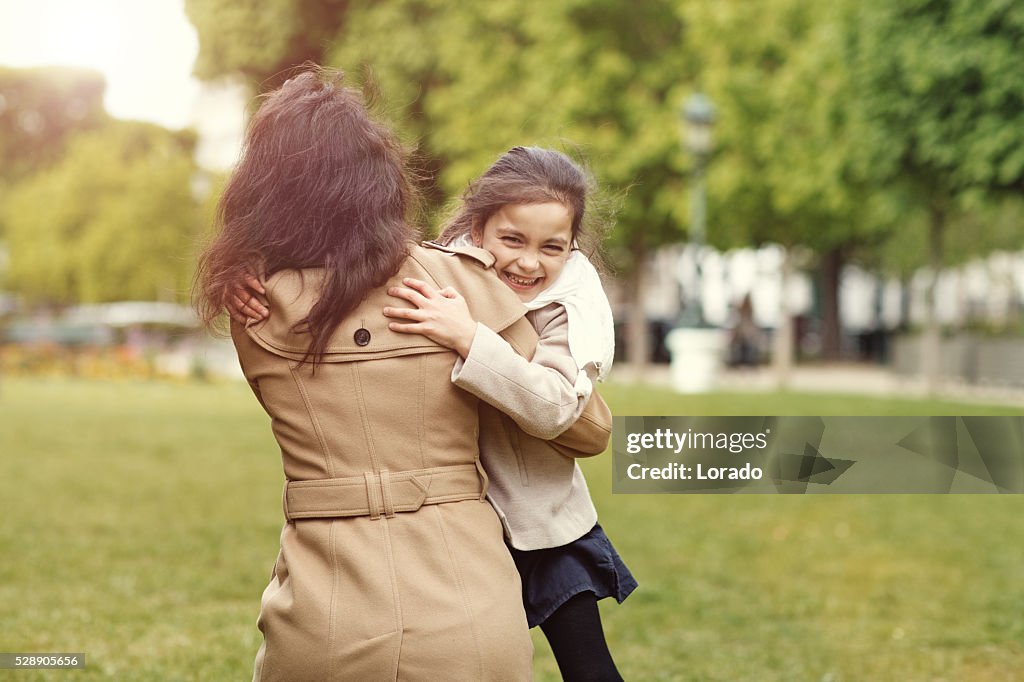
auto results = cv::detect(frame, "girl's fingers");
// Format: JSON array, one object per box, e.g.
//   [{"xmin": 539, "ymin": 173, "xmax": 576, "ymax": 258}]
[
  {"xmin": 387, "ymin": 321, "xmax": 421, "ymax": 334},
  {"xmin": 382, "ymin": 306, "xmax": 426, "ymax": 321},
  {"xmin": 236, "ymin": 287, "xmax": 269, "ymax": 314},
  {"xmin": 251, "ymin": 293, "xmax": 270, "ymax": 311},
  {"xmin": 229, "ymin": 293, "xmax": 255, "ymax": 318},
  {"xmin": 225, "ymin": 294, "xmax": 252, "ymax": 324},
  {"xmin": 438, "ymin": 286, "xmax": 460, "ymax": 299},
  {"xmin": 243, "ymin": 273, "xmax": 266, "ymax": 295},
  {"xmin": 402, "ymin": 278, "xmax": 440, "ymax": 298},
  {"xmin": 387, "ymin": 286, "xmax": 429, "ymax": 308},
  {"xmin": 231, "ymin": 293, "xmax": 266, "ymax": 320}
]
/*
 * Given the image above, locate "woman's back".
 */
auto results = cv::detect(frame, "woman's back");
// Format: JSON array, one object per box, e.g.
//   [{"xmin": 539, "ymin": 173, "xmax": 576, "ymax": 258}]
[{"xmin": 233, "ymin": 243, "xmax": 536, "ymax": 681}]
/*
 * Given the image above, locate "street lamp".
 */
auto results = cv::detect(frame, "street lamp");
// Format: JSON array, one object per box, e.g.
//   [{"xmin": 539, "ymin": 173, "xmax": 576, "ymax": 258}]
[
  {"xmin": 665, "ymin": 91, "xmax": 721, "ymax": 392},
  {"xmin": 679, "ymin": 92, "xmax": 715, "ymax": 326}
]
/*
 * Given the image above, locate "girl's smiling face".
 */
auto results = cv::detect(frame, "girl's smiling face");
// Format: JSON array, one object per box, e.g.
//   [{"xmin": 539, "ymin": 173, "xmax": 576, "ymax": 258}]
[{"xmin": 472, "ymin": 202, "xmax": 573, "ymax": 302}]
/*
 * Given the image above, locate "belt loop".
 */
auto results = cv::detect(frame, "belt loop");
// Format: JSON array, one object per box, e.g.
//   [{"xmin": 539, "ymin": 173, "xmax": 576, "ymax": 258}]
[
  {"xmin": 364, "ymin": 472, "xmax": 382, "ymax": 520},
  {"xmin": 282, "ymin": 480, "xmax": 292, "ymax": 521},
  {"xmin": 474, "ymin": 458, "xmax": 489, "ymax": 501},
  {"xmin": 380, "ymin": 470, "xmax": 396, "ymax": 519}
]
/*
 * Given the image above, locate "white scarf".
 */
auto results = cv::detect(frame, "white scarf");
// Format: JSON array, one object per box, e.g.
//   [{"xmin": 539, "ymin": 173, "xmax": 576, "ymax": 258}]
[{"xmin": 451, "ymin": 235, "xmax": 615, "ymax": 384}]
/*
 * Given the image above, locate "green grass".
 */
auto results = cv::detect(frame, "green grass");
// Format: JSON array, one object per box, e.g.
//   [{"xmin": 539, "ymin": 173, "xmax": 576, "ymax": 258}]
[{"xmin": 2, "ymin": 377, "xmax": 1022, "ymax": 680}]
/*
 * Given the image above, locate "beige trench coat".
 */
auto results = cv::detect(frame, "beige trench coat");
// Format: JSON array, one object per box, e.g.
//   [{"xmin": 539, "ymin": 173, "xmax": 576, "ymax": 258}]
[{"xmin": 233, "ymin": 243, "xmax": 540, "ymax": 682}]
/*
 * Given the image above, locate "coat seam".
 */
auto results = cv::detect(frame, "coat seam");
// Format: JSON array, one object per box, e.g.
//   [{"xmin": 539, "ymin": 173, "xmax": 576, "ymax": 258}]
[
  {"xmin": 417, "ymin": 355, "xmax": 426, "ymax": 469},
  {"xmin": 433, "ymin": 505, "xmax": 484, "ymax": 680},
  {"xmin": 289, "ymin": 362, "xmax": 335, "ymax": 478},
  {"xmin": 500, "ymin": 413, "xmax": 530, "ymax": 487},
  {"xmin": 328, "ymin": 520, "xmax": 339, "ymax": 675},
  {"xmin": 380, "ymin": 519, "xmax": 404, "ymax": 680},
  {"xmin": 350, "ymin": 362, "xmax": 381, "ymax": 473}
]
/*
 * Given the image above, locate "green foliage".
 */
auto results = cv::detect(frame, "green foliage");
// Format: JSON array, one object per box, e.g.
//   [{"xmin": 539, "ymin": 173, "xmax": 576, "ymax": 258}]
[
  {"xmin": 4, "ymin": 122, "xmax": 204, "ymax": 304},
  {"xmin": 184, "ymin": 0, "xmax": 1024, "ymax": 285},
  {"xmin": 191, "ymin": 0, "xmax": 695, "ymax": 266},
  {"xmin": 851, "ymin": 0, "xmax": 1024, "ymax": 272},
  {"xmin": 334, "ymin": 0, "xmax": 693, "ymax": 260},
  {"xmin": 184, "ymin": 0, "xmax": 348, "ymax": 87},
  {"xmin": 681, "ymin": 1, "xmax": 884, "ymax": 254},
  {"xmin": 186, "ymin": 1, "xmax": 690, "ymax": 365},
  {"xmin": 682, "ymin": 0, "xmax": 1024, "ymax": 281},
  {"xmin": 0, "ymin": 67, "xmax": 108, "ymax": 246},
  {"xmin": 852, "ymin": 0, "xmax": 1024, "ymax": 198}
]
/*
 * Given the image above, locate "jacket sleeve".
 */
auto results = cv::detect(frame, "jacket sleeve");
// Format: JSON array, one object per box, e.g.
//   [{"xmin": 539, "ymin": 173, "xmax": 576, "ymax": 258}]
[
  {"xmin": 451, "ymin": 305, "xmax": 588, "ymax": 440},
  {"xmin": 548, "ymin": 389, "xmax": 612, "ymax": 458}
]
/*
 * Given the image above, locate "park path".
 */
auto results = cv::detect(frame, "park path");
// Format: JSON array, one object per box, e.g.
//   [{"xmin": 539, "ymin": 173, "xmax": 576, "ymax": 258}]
[{"xmin": 612, "ymin": 362, "xmax": 1024, "ymax": 409}]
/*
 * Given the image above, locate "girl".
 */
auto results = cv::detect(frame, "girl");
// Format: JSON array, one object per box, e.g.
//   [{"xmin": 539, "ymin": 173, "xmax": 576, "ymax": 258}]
[{"xmin": 383, "ymin": 147, "xmax": 637, "ymax": 682}]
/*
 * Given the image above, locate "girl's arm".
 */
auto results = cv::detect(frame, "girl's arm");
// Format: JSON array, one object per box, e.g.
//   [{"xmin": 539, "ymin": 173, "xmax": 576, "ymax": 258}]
[
  {"xmin": 455, "ymin": 305, "xmax": 590, "ymax": 440},
  {"xmin": 384, "ymin": 278, "xmax": 592, "ymax": 441},
  {"xmin": 236, "ymin": 274, "xmax": 611, "ymax": 450},
  {"xmin": 549, "ymin": 390, "xmax": 612, "ymax": 457}
]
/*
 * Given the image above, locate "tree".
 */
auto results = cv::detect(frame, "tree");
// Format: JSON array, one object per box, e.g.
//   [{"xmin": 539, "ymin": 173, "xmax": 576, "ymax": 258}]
[
  {"xmin": 0, "ymin": 67, "xmax": 107, "ymax": 244},
  {"xmin": 680, "ymin": 0, "xmax": 889, "ymax": 378},
  {"xmin": 185, "ymin": 0, "xmax": 348, "ymax": 90},
  {"xmin": 4, "ymin": 121, "xmax": 204, "ymax": 304},
  {"xmin": 850, "ymin": 0, "xmax": 1024, "ymax": 389},
  {"xmin": 336, "ymin": 1, "xmax": 696, "ymax": 366},
  {"xmin": 0, "ymin": 67, "xmax": 106, "ymax": 182}
]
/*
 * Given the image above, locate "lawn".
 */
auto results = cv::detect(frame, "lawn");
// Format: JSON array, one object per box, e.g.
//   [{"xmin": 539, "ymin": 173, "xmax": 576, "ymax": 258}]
[{"xmin": 2, "ymin": 377, "xmax": 1022, "ymax": 680}]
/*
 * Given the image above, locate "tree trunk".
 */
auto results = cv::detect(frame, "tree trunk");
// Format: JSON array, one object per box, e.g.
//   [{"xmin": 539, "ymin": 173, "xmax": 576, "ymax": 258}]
[
  {"xmin": 820, "ymin": 247, "xmax": 843, "ymax": 361},
  {"xmin": 625, "ymin": 240, "xmax": 650, "ymax": 373},
  {"xmin": 922, "ymin": 206, "xmax": 945, "ymax": 394},
  {"xmin": 773, "ymin": 248, "xmax": 795, "ymax": 388},
  {"xmin": 899, "ymin": 274, "xmax": 911, "ymax": 331}
]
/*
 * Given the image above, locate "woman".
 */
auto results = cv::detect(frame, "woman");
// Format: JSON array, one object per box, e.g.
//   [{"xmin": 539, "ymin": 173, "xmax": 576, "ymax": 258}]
[{"xmin": 194, "ymin": 67, "xmax": 538, "ymax": 681}]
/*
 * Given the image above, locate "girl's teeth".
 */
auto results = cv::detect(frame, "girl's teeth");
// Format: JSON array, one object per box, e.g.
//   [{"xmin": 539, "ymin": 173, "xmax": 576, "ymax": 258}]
[{"xmin": 507, "ymin": 274, "xmax": 537, "ymax": 286}]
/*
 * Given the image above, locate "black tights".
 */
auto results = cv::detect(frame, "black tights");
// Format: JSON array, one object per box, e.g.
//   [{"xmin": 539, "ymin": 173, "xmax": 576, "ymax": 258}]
[{"xmin": 540, "ymin": 592, "xmax": 624, "ymax": 682}]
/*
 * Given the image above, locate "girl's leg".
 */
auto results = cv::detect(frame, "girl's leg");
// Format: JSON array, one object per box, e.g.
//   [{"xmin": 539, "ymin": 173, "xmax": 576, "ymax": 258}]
[{"xmin": 540, "ymin": 591, "xmax": 624, "ymax": 682}]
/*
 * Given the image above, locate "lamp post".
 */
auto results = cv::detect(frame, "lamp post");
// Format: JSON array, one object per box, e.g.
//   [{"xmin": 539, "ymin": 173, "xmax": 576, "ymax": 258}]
[
  {"xmin": 679, "ymin": 92, "xmax": 715, "ymax": 326},
  {"xmin": 666, "ymin": 92, "xmax": 722, "ymax": 393}
]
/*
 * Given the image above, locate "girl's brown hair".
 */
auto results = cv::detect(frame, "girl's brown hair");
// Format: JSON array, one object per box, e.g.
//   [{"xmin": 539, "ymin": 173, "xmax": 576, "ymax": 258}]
[
  {"xmin": 194, "ymin": 66, "xmax": 417, "ymax": 362},
  {"xmin": 436, "ymin": 146, "xmax": 606, "ymax": 268}
]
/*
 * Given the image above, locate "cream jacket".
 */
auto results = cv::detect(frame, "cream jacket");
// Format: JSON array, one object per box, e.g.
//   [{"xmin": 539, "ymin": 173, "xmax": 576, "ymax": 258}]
[{"xmin": 452, "ymin": 303, "xmax": 612, "ymax": 551}]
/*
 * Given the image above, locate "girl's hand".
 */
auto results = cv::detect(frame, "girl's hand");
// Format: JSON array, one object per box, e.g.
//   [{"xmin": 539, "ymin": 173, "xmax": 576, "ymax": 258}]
[
  {"xmin": 224, "ymin": 272, "xmax": 269, "ymax": 324},
  {"xmin": 383, "ymin": 278, "xmax": 477, "ymax": 357}
]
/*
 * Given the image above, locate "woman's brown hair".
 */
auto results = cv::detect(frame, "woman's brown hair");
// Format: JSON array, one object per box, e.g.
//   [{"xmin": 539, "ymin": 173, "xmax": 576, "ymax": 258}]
[{"xmin": 194, "ymin": 66, "xmax": 417, "ymax": 362}]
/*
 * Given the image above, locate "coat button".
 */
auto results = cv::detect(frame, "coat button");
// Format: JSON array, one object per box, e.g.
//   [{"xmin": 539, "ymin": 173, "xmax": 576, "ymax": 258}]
[{"xmin": 353, "ymin": 328, "xmax": 371, "ymax": 346}]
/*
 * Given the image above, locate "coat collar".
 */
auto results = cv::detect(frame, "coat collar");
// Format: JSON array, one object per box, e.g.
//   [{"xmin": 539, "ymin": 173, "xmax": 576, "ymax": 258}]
[{"xmin": 244, "ymin": 243, "xmax": 527, "ymax": 362}]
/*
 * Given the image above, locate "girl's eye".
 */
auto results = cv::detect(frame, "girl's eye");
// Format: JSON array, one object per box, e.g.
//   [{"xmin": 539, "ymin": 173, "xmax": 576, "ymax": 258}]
[
  {"xmin": 543, "ymin": 245, "xmax": 565, "ymax": 254},
  {"xmin": 502, "ymin": 236, "xmax": 522, "ymax": 245}
]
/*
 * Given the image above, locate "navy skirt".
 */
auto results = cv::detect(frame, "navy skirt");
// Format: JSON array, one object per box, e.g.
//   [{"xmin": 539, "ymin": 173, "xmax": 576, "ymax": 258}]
[{"xmin": 508, "ymin": 523, "xmax": 638, "ymax": 628}]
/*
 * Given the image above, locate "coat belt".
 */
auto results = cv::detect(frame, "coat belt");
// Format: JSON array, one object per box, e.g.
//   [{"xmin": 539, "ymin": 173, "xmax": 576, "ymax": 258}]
[{"xmin": 282, "ymin": 461, "xmax": 489, "ymax": 521}]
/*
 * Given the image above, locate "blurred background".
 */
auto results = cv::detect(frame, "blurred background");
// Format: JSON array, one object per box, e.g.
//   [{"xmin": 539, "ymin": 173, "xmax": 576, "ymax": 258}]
[
  {"xmin": 2, "ymin": 2, "xmax": 1023, "ymax": 680},
  {"xmin": 1, "ymin": 0, "xmax": 1022, "ymax": 398}
]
